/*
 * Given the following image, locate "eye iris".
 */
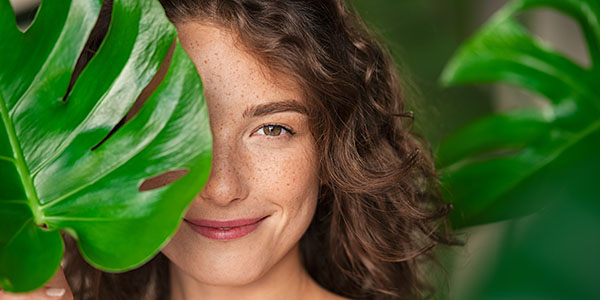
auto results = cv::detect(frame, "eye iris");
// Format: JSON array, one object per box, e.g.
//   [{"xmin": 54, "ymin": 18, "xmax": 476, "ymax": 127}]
[{"xmin": 264, "ymin": 125, "xmax": 282, "ymax": 136}]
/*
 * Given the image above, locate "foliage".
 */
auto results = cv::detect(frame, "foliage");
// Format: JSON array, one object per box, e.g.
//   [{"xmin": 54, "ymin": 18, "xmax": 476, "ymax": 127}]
[
  {"xmin": 439, "ymin": 0, "xmax": 600, "ymax": 228},
  {"xmin": 352, "ymin": 0, "xmax": 495, "ymax": 148},
  {"xmin": 0, "ymin": 0, "xmax": 211, "ymax": 293},
  {"xmin": 438, "ymin": 0, "xmax": 600, "ymax": 298}
]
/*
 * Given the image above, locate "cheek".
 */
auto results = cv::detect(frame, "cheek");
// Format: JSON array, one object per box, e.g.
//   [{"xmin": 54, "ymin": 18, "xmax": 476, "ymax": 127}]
[
  {"xmin": 244, "ymin": 141, "xmax": 319, "ymax": 229},
  {"xmin": 247, "ymin": 142, "xmax": 318, "ymax": 195}
]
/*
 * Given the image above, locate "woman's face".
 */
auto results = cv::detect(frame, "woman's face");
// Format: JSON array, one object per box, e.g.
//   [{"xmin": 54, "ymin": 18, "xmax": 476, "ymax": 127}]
[{"xmin": 161, "ymin": 23, "xmax": 319, "ymax": 286}]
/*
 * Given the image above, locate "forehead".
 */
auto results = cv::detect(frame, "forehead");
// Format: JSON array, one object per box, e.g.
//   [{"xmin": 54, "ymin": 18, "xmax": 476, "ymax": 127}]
[{"xmin": 174, "ymin": 22, "xmax": 303, "ymax": 112}]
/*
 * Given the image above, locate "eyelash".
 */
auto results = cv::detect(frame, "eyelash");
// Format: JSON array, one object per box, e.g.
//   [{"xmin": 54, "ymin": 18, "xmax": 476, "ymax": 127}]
[{"xmin": 254, "ymin": 124, "xmax": 296, "ymax": 137}]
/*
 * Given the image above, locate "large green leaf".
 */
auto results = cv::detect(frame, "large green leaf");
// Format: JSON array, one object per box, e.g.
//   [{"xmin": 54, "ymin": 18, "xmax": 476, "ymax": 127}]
[
  {"xmin": 0, "ymin": 0, "xmax": 211, "ymax": 293},
  {"xmin": 438, "ymin": 124, "xmax": 600, "ymax": 299},
  {"xmin": 436, "ymin": 0, "xmax": 600, "ymax": 299},
  {"xmin": 438, "ymin": 0, "xmax": 600, "ymax": 228}
]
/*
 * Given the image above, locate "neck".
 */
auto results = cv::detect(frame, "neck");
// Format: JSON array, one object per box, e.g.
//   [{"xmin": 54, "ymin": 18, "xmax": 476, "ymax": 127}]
[{"xmin": 169, "ymin": 244, "xmax": 321, "ymax": 300}]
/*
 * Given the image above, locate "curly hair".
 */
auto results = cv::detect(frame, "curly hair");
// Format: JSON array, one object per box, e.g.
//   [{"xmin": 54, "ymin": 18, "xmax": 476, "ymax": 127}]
[{"xmin": 63, "ymin": 1, "xmax": 453, "ymax": 299}]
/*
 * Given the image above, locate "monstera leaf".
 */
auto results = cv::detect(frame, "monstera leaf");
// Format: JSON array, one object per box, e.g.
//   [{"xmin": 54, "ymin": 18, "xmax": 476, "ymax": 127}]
[
  {"xmin": 0, "ymin": 0, "xmax": 211, "ymax": 293},
  {"xmin": 436, "ymin": 0, "xmax": 600, "ymax": 299},
  {"xmin": 438, "ymin": 0, "xmax": 600, "ymax": 228}
]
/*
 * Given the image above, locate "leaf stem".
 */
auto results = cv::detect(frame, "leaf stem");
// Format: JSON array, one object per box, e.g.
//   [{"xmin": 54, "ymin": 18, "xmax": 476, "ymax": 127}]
[{"xmin": 0, "ymin": 93, "xmax": 42, "ymax": 224}]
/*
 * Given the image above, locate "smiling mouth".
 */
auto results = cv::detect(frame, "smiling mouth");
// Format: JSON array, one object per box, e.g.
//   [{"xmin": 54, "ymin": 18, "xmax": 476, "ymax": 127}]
[{"xmin": 184, "ymin": 216, "xmax": 268, "ymax": 240}]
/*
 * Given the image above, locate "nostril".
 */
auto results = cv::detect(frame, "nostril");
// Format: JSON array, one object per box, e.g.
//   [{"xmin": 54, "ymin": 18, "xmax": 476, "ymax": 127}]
[{"xmin": 197, "ymin": 176, "xmax": 248, "ymax": 206}]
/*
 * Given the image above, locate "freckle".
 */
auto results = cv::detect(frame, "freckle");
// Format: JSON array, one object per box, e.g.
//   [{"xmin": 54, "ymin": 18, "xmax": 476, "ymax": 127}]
[{"xmin": 203, "ymin": 60, "xmax": 208, "ymax": 64}]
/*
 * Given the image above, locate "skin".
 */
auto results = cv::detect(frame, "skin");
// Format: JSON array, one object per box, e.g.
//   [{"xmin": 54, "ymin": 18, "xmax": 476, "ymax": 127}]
[
  {"xmin": 2, "ymin": 22, "xmax": 344, "ymax": 300},
  {"xmin": 162, "ymin": 23, "xmax": 344, "ymax": 300}
]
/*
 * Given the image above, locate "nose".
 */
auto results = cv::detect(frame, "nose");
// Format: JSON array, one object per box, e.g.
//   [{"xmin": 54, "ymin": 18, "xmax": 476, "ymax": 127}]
[{"xmin": 197, "ymin": 141, "xmax": 249, "ymax": 207}]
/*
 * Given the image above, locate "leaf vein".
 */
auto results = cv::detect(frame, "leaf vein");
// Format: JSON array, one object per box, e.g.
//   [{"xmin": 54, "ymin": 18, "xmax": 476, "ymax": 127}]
[{"xmin": 3, "ymin": 218, "xmax": 33, "ymax": 250}]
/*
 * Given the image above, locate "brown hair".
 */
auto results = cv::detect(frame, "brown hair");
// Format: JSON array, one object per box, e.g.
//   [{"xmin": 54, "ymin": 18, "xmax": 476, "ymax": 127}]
[{"xmin": 64, "ymin": 1, "xmax": 454, "ymax": 299}]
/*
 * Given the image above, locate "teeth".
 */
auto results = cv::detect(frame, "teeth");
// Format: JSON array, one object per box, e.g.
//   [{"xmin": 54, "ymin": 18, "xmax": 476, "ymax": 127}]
[{"xmin": 219, "ymin": 227, "xmax": 231, "ymax": 230}]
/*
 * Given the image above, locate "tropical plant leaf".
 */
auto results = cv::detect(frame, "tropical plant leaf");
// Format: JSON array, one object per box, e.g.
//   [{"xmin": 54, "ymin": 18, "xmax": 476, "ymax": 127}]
[
  {"xmin": 438, "ymin": 0, "xmax": 600, "ymax": 228},
  {"xmin": 435, "ymin": 109, "xmax": 553, "ymax": 169},
  {"xmin": 0, "ymin": 0, "xmax": 211, "ymax": 293},
  {"xmin": 441, "ymin": 125, "xmax": 600, "ymax": 300}
]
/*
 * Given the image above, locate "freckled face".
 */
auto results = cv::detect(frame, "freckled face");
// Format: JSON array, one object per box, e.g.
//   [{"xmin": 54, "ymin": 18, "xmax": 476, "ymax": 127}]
[{"xmin": 161, "ymin": 23, "xmax": 319, "ymax": 285}]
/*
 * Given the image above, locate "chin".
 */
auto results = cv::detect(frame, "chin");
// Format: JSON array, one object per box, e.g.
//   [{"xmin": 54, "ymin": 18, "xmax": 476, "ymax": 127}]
[
  {"xmin": 194, "ymin": 265, "xmax": 265, "ymax": 287},
  {"xmin": 161, "ymin": 225, "xmax": 275, "ymax": 287},
  {"xmin": 161, "ymin": 205, "xmax": 315, "ymax": 289}
]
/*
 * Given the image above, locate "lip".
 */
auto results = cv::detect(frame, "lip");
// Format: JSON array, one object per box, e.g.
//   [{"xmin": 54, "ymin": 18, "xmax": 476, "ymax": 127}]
[{"xmin": 184, "ymin": 217, "xmax": 267, "ymax": 241}]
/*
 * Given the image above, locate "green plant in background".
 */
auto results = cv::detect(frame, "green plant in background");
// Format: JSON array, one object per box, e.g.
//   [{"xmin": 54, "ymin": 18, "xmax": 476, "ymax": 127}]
[
  {"xmin": 0, "ymin": 0, "xmax": 211, "ymax": 293},
  {"xmin": 352, "ymin": 0, "xmax": 495, "ymax": 149},
  {"xmin": 438, "ymin": 0, "xmax": 600, "ymax": 298}
]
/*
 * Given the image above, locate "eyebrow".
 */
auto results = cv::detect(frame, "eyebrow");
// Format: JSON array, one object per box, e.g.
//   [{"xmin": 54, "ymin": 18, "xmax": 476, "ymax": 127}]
[{"xmin": 242, "ymin": 100, "xmax": 309, "ymax": 118}]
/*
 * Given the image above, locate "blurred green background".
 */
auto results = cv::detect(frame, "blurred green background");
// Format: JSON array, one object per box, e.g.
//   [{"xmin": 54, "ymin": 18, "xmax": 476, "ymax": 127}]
[
  {"xmin": 351, "ymin": 0, "xmax": 588, "ymax": 147},
  {"xmin": 350, "ymin": 1, "xmax": 596, "ymax": 300},
  {"xmin": 352, "ymin": 0, "xmax": 501, "ymax": 149}
]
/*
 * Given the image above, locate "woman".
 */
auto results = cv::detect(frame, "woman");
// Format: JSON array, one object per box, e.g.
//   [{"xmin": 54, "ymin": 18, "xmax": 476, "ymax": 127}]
[{"xmin": 3, "ymin": 0, "xmax": 451, "ymax": 299}]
